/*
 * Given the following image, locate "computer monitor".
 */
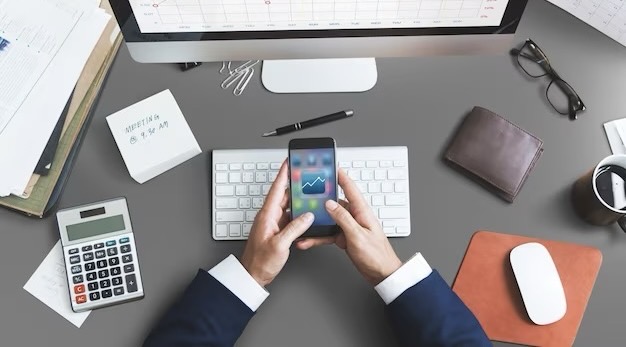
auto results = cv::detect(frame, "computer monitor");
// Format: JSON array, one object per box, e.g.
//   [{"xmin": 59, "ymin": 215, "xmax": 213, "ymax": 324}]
[{"xmin": 111, "ymin": 0, "xmax": 528, "ymax": 93}]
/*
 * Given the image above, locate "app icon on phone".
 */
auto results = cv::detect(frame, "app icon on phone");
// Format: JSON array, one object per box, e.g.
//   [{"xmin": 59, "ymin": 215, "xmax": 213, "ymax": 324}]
[{"xmin": 302, "ymin": 171, "xmax": 326, "ymax": 195}]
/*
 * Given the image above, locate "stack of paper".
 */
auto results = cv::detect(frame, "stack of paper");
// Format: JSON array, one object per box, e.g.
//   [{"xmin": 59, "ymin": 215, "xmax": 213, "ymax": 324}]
[
  {"xmin": 604, "ymin": 118, "xmax": 626, "ymax": 154},
  {"xmin": 0, "ymin": 0, "xmax": 110, "ymax": 197}
]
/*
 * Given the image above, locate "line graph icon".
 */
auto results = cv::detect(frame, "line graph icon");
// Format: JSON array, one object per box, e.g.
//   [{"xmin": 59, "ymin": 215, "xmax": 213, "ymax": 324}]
[{"xmin": 302, "ymin": 171, "xmax": 327, "ymax": 195}]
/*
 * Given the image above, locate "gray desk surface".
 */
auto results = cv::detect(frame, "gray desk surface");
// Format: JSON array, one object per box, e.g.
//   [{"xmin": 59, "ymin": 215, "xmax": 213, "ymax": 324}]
[{"xmin": 2, "ymin": 0, "xmax": 626, "ymax": 345}]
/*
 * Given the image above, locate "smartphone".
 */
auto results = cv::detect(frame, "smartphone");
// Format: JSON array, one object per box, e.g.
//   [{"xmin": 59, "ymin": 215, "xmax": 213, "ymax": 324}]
[{"xmin": 288, "ymin": 137, "xmax": 339, "ymax": 237}]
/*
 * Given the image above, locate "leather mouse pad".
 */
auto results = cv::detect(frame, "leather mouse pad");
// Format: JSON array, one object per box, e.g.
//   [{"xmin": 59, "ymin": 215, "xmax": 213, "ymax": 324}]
[{"xmin": 452, "ymin": 231, "xmax": 602, "ymax": 347}]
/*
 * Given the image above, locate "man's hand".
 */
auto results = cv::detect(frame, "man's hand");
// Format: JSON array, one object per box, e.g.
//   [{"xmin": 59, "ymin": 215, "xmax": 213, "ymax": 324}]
[
  {"xmin": 241, "ymin": 161, "xmax": 314, "ymax": 287},
  {"xmin": 296, "ymin": 169, "xmax": 402, "ymax": 286}
]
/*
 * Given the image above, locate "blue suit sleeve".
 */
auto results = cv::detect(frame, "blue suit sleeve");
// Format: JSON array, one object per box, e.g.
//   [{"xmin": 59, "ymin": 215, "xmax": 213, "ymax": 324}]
[
  {"xmin": 386, "ymin": 270, "xmax": 491, "ymax": 347},
  {"xmin": 143, "ymin": 269, "xmax": 254, "ymax": 347}
]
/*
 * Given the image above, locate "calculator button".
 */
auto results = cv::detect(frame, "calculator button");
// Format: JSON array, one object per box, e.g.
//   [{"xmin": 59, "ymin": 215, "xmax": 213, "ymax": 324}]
[
  {"xmin": 69, "ymin": 248, "xmax": 79, "ymax": 255},
  {"xmin": 98, "ymin": 269, "xmax": 109, "ymax": 278},
  {"xmin": 72, "ymin": 275, "xmax": 84, "ymax": 284},
  {"xmin": 102, "ymin": 289, "xmax": 113, "ymax": 298},
  {"xmin": 95, "ymin": 250, "xmax": 106, "ymax": 259},
  {"xmin": 100, "ymin": 279, "xmax": 111, "ymax": 288},
  {"xmin": 121, "ymin": 245, "xmax": 131, "ymax": 253},
  {"xmin": 123, "ymin": 264, "xmax": 134, "ymax": 273},
  {"xmin": 126, "ymin": 274, "xmax": 138, "ymax": 293},
  {"xmin": 111, "ymin": 267, "xmax": 121, "ymax": 276},
  {"xmin": 106, "ymin": 240, "xmax": 116, "ymax": 247},
  {"xmin": 76, "ymin": 295, "xmax": 87, "ymax": 304},
  {"xmin": 114, "ymin": 287, "xmax": 125, "ymax": 296},
  {"xmin": 88, "ymin": 282, "xmax": 99, "ymax": 291},
  {"xmin": 86, "ymin": 272, "xmax": 97, "ymax": 281},
  {"xmin": 89, "ymin": 292, "xmax": 100, "ymax": 301},
  {"xmin": 109, "ymin": 257, "xmax": 120, "ymax": 266},
  {"xmin": 112, "ymin": 277, "xmax": 122, "ymax": 286},
  {"xmin": 83, "ymin": 252, "xmax": 94, "ymax": 261},
  {"xmin": 119, "ymin": 237, "xmax": 129, "ymax": 244},
  {"xmin": 69, "ymin": 256, "xmax": 80, "ymax": 264},
  {"xmin": 71, "ymin": 265, "xmax": 82, "ymax": 274},
  {"xmin": 107, "ymin": 247, "xmax": 118, "ymax": 256},
  {"xmin": 96, "ymin": 260, "xmax": 107, "ymax": 269},
  {"xmin": 94, "ymin": 243, "xmax": 104, "ymax": 249},
  {"xmin": 85, "ymin": 262, "xmax": 95, "ymax": 271},
  {"xmin": 82, "ymin": 245, "xmax": 93, "ymax": 252},
  {"xmin": 122, "ymin": 254, "xmax": 133, "ymax": 263},
  {"xmin": 74, "ymin": 284, "xmax": 85, "ymax": 294}
]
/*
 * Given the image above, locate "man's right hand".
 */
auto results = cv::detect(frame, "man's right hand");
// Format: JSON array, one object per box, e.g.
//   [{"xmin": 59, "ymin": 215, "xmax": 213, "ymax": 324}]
[{"xmin": 296, "ymin": 169, "xmax": 402, "ymax": 286}]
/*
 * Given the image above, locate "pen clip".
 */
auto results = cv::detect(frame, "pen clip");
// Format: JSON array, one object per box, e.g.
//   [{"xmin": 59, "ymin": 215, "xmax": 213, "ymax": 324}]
[{"xmin": 234, "ymin": 68, "xmax": 254, "ymax": 96}]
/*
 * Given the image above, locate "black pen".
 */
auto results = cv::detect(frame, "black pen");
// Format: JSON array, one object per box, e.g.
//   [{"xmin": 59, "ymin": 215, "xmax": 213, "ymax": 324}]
[{"xmin": 262, "ymin": 110, "xmax": 354, "ymax": 137}]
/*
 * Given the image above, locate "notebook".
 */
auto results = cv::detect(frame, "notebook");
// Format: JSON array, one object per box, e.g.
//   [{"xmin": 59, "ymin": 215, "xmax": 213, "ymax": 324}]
[{"xmin": 452, "ymin": 230, "xmax": 602, "ymax": 346}]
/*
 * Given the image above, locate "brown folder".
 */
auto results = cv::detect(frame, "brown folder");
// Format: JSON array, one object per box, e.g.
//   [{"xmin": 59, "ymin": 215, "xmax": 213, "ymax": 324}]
[{"xmin": 452, "ymin": 231, "xmax": 602, "ymax": 347}]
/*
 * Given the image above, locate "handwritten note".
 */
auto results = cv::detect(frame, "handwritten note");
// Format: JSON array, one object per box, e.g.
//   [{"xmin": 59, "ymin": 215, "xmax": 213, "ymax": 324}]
[
  {"xmin": 23, "ymin": 240, "xmax": 91, "ymax": 328},
  {"xmin": 106, "ymin": 89, "xmax": 201, "ymax": 184}
]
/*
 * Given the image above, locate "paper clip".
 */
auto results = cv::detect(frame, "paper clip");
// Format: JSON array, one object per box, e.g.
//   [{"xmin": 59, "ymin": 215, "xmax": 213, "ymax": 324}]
[
  {"xmin": 221, "ymin": 70, "xmax": 245, "ymax": 89},
  {"xmin": 219, "ymin": 61, "xmax": 233, "ymax": 75},
  {"xmin": 219, "ymin": 61, "xmax": 228, "ymax": 74},
  {"xmin": 234, "ymin": 68, "xmax": 254, "ymax": 96},
  {"xmin": 234, "ymin": 60, "xmax": 260, "ymax": 74}
]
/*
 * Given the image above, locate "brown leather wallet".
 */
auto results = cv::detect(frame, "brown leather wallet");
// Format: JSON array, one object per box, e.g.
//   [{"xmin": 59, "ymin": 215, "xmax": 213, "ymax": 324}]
[{"xmin": 444, "ymin": 106, "xmax": 543, "ymax": 202}]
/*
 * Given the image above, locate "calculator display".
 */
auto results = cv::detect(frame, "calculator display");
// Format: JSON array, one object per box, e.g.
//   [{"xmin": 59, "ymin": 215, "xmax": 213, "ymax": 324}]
[{"xmin": 66, "ymin": 215, "xmax": 125, "ymax": 241}]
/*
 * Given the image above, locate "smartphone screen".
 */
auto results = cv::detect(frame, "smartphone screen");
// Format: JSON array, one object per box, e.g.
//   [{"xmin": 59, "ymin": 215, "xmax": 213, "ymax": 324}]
[{"xmin": 289, "ymin": 138, "xmax": 338, "ymax": 236}]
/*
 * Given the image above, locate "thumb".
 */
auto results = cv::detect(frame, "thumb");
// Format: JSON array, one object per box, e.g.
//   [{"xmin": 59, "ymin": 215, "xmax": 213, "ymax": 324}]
[
  {"xmin": 280, "ymin": 212, "xmax": 315, "ymax": 245},
  {"xmin": 325, "ymin": 200, "xmax": 361, "ymax": 236}
]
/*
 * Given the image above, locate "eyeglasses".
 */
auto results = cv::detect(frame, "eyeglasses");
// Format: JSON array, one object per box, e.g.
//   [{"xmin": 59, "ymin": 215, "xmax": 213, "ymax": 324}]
[{"xmin": 510, "ymin": 39, "xmax": 585, "ymax": 121}]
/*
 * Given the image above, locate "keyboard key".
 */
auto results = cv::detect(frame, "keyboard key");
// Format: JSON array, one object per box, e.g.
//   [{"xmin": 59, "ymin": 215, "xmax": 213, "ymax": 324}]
[
  {"xmin": 121, "ymin": 245, "xmax": 132, "ymax": 253},
  {"xmin": 82, "ymin": 245, "xmax": 93, "ymax": 252},
  {"xmin": 98, "ymin": 269, "xmax": 109, "ymax": 279},
  {"xmin": 215, "ymin": 198, "xmax": 238, "ymax": 209},
  {"xmin": 256, "ymin": 163, "xmax": 269, "ymax": 170},
  {"xmin": 366, "ymin": 160, "xmax": 378, "ymax": 168},
  {"xmin": 114, "ymin": 287, "xmax": 125, "ymax": 296},
  {"xmin": 76, "ymin": 295, "xmax": 87, "ymax": 304},
  {"xmin": 393, "ymin": 160, "xmax": 406, "ymax": 167},
  {"xmin": 269, "ymin": 171, "xmax": 278, "ymax": 182},
  {"xmin": 215, "ymin": 172, "xmax": 228, "ymax": 183},
  {"xmin": 249, "ymin": 185, "xmax": 261, "ymax": 196},
  {"xmin": 262, "ymin": 185, "xmax": 272, "ymax": 195},
  {"xmin": 71, "ymin": 265, "xmax": 82, "ymax": 274},
  {"xmin": 243, "ymin": 163, "xmax": 256, "ymax": 170},
  {"xmin": 119, "ymin": 237, "xmax": 129, "ymax": 244},
  {"xmin": 111, "ymin": 267, "xmax": 121, "ymax": 276},
  {"xmin": 368, "ymin": 182, "xmax": 381, "ymax": 193},
  {"xmin": 255, "ymin": 172, "xmax": 267, "ymax": 183},
  {"xmin": 383, "ymin": 227, "xmax": 396, "ymax": 235},
  {"xmin": 102, "ymin": 289, "xmax": 113, "ymax": 298},
  {"xmin": 107, "ymin": 247, "xmax": 118, "ymax": 256},
  {"xmin": 243, "ymin": 224, "xmax": 253, "ymax": 237},
  {"xmin": 216, "ymin": 185, "xmax": 235, "ymax": 196},
  {"xmin": 215, "ymin": 163, "xmax": 228, "ymax": 171},
  {"xmin": 112, "ymin": 277, "xmax": 123, "ymax": 286},
  {"xmin": 216, "ymin": 211, "xmax": 244, "ymax": 222},
  {"xmin": 270, "ymin": 162, "xmax": 282, "ymax": 170},
  {"xmin": 89, "ymin": 292, "xmax": 100, "ymax": 301},
  {"xmin": 69, "ymin": 255, "xmax": 80, "ymax": 264},
  {"xmin": 126, "ymin": 274, "xmax": 138, "ymax": 293},
  {"xmin": 252, "ymin": 198, "xmax": 264, "ymax": 209},
  {"xmin": 100, "ymin": 279, "xmax": 111, "ymax": 288},
  {"xmin": 353, "ymin": 161, "xmax": 365, "ymax": 168},
  {"xmin": 122, "ymin": 254, "xmax": 133, "ymax": 263},
  {"xmin": 106, "ymin": 240, "xmax": 116, "ymax": 247},
  {"xmin": 246, "ymin": 211, "xmax": 257, "ymax": 222},
  {"xmin": 235, "ymin": 185, "xmax": 247, "ymax": 196},
  {"xmin": 396, "ymin": 227, "xmax": 410, "ymax": 235},
  {"xmin": 73, "ymin": 275, "xmax": 84, "ymax": 284},
  {"xmin": 215, "ymin": 224, "xmax": 227, "ymax": 237},
  {"xmin": 339, "ymin": 162, "xmax": 351, "ymax": 168},
  {"xmin": 95, "ymin": 250, "xmax": 106, "ymax": 259},
  {"xmin": 372, "ymin": 195, "xmax": 385, "ymax": 206},
  {"xmin": 229, "ymin": 224, "xmax": 241, "ymax": 237},
  {"xmin": 97, "ymin": 260, "xmax": 107, "ymax": 268},
  {"xmin": 242, "ymin": 172, "xmax": 254, "ymax": 183},
  {"xmin": 356, "ymin": 182, "xmax": 367, "ymax": 193},
  {"xmin": 382, "ymin": 220, "xmax": 410, "ymax": 227},
  {"xmin": 361, "ymin": 170, "xmax": 374, "ymax": 181},
  {"xmin": 229, "ymin": 172, "xmax": 241, "ymax": 183},
  {"xmin": 395, "ymin": 182, "xmax": 407, "ymax": 192},
  {"xmin": 375, "ymin": 170, "xmax": 386, "ymax": 180},
  {"xmin": 348, "ymin": 170, "xmax": 359, "ymax": 181},
  {"xmin": 124, "ymin": 264, "xmax": 135, "ymax": 273},
  {"xmin": 239, "ymin": 198, "xmax": 251, "ymax": 209},
  {"xmin": 379, "ymin": 208, "xmax": 407, "ymax": 219},
  {"xmin": 69, "ymin": 248, "xmax": 79, "ymax": 255},
  {"xmin": 380, "ymin": 160, "xmax": 393, "ymax": 167},
  {"xmin": 86, "ymin": 272, "xmax": 97, "ymax": 281},
  {"xmin": 388, "ymin": 170, "xmax": 406, "ymax": 180},
  {"xmin": 386, "ymin": 195, "xmax": 407, "ymax": 206},
  {"xmin": 88, "ymin": 282, "xmax": 99, "ymax": 291},
  {"xmin": 229, "ymin": 163, "xmax": 242, "ymax": 170},
  {"xmin": 94, "ymin": 242, "xmax": 105, "ymax": 249},
  {"xmin": 109, "ymin": 257, "xmax": 120, "ymax": 266},
  {"xmin": 381, "ymin": 182, "xmax": 394, "ymax": 193}
]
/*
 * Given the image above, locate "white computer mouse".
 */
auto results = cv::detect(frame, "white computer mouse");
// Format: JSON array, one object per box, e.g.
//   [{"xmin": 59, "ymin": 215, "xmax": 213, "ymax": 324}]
[{"xmin": 510, "ymin": 242, "xmax": 567, "ymax": 325}]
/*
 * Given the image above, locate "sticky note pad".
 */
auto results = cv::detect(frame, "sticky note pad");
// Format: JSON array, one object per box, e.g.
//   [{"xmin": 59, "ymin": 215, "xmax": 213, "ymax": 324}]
[{"xmin": 106, "ymin": 90, "xmax": 201, "ymax": 184}]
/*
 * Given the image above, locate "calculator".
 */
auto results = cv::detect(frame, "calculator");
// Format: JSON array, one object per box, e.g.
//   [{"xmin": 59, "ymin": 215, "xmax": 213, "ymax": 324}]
[{"xmin": 56, "ymin": 197, "xmax": 144, "ymax": 312}]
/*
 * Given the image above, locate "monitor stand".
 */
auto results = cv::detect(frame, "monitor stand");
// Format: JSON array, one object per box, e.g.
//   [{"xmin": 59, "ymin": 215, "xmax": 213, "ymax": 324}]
[{"xmin": 261, "ymin": 58, "xmax": 377, "ymax": 93}]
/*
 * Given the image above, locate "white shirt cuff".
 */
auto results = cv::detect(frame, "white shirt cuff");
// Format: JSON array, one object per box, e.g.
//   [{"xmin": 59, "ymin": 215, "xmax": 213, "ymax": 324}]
[
  {"xmin": 208, "ymin": 254, "xmax": 269, "ymax": 312},
  {"xmin": 374, "ymin": 252, "xmax": 433, "ymax": 305}
]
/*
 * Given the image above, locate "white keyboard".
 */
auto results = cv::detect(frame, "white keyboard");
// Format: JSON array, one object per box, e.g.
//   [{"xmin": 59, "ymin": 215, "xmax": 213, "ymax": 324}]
[{"xmin": 211, "ymin": 147, "xmax": 411, "ymax": 240}]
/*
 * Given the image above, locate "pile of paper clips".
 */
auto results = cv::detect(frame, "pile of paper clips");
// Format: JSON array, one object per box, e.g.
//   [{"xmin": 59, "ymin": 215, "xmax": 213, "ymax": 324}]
[{"xmin": 219, "ymin": 60, "xmax": 260, "ymax": 96}]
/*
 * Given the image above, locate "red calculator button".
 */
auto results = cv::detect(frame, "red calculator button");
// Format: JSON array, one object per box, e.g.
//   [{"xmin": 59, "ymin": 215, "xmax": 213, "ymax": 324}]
[
  {"xmin": 74, "ymin": 284, "xmax": 85, "ymax": 294},
  {"xmin": 76, "ymin": 294, "xmax": 87, "ymax": 304}
]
